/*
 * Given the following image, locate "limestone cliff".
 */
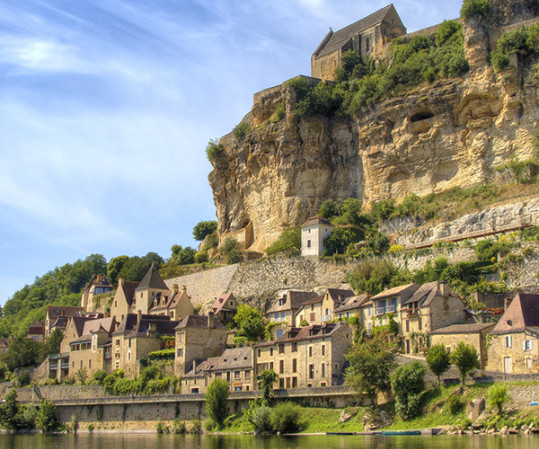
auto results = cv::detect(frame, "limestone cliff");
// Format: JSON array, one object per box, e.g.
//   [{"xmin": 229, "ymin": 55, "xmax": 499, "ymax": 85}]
[{"xmin": 209, "ymin": 3, "xmax": 539, "ymax": 253}]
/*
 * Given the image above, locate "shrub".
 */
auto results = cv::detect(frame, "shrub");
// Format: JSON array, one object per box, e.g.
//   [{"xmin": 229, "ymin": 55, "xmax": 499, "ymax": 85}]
[
  {"xmin": 447, "ymin": 394, "xmax": 465, "ymax": 415},
  {"xmin": 426, "ymin": 344, "xmax": 451, "ymax": 385},
  {"xmin": 460, "ymin": 0, "xmax": 490, "ymax": 20},
  {"xmin": 204, "ymin": 230, "xmax": 219, "ymax": 249},
  {"xmin": 93, "ymin": 370, "xmax": 107, "ymax": 385},
  {"xmin": 388, "ymin": 244, "xmax": 403, "ymax": 253},
  {"xmin": 265, "ymin": 227, "xmax": 301, "ymax": 255},
  {"xmin": 487, "ymin": 383, "xmax": 511, "ymax": 415},
  {"xmin": 270, "ymin": 102, "xmax": 286, "ymax": 122},
  {"xmin": 451, "ymin": 342, "xmax": 480, "ymax": 384},
  {"xmin": 249, "ymin": 405, "xmax": 272, "ymax": 432},
  {"xmin": 324, "ymin": 227, "xmax": 363, "ymax": 255},
  {"xmin": 194, "ymin": 251, "xmax": 209, "ymax": 264},
  {"xmin": 390, "ymin": 361, "xmax": 427, "ymax": 420},
  {"xmin": 35, "ymin": 399, "xmax": 60, "ymax": 433},
  {"xmin": 233, "ymin": 122, "xmax": 250, "ymax": 139},
  {"xmin": 221, "ymin": 237, "xmax": 242, "ymax": 264},
  {"xmin": 270, "ymin": 402, "xmax": 302, "ymax": 433},
  {"xmin": 189, "ymin": 419, "xmax": 202, "ymax": 434},
  {"xmin": 205, "ymin": 379, "xmax": 230, "ymax": 428},
  {"xmin": 172, "ymin": 419, "xmax": 186, "ymax": 434},
  {"xmin": 156, "ymin": 418, "xmax": 170, "ymax": 434},
  {"xmin": 206, "ymin": 139, "xmax": 224, "ymax": 163},
  {"xmin": 70, "ymin": 414, "xmax": 79, "ymax": 434},
  {"xmin": 193, "ymin": 221, "xmax": 218, "ymax": 241},
  {"xmin": 17, "ymin": 371, "xmax": 31, "ymax": 387}
]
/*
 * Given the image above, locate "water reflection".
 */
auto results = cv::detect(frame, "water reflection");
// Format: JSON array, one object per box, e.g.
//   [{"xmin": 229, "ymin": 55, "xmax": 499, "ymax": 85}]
[{"xmin": 0, "ymin": 434, "xmax": 536, "ymax": 449}]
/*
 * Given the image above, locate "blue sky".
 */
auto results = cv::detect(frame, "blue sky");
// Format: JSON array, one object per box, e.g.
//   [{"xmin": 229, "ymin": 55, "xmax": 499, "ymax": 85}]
[{"xmin": 0, "ymin": 0, "xmax": 462, "ymax": 304}]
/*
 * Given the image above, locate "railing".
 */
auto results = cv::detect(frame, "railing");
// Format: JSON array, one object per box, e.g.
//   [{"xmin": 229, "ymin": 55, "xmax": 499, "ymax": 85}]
[
  {"xmin": 48, "ymin": 352, "xmax": 69, "ymax": 360},
  {"xmin": 375, "ymin": 307, "xmax": 386, "ymax": 316},
  {"xmin": 321, "ymin": 314, "xmax": 331, "ymax": 322},
  {"xmin": 386, "ymin": 305, "xmax": 396, "ymax": 313},
  {"xmin": 407, "ymin": 308, "xmax": 419, "ymax": 316}
]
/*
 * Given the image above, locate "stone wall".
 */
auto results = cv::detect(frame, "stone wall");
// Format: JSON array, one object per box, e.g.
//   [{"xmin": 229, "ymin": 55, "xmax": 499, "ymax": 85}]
[{"xmin": 164, "ymin": 264, "xmax": 239, "ymax": 309}]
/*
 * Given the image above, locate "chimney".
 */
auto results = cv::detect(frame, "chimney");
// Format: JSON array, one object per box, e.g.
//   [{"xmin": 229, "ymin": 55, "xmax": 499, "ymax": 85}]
[
  {"xmin": 365, "ymin": 292, "xmax": 371, "ymax": 300},
  {"xmin": 182, "ymin": 285, "xmax": 188, "ymax": 294},
  {"xmin": 440, "ymin": 280, "xmax": 449, "ymax": 297},
  {"xmin": 172, "ymin": 284, "xmax": 179, "ymax": 294},
  {"xmin": 504, "ymin": 297, "xmax": 513, "ymax": 311},
  {"xmin": 208, "ymin": 312, "xmax": 215, "ymax": 329},
  {"xmin": 97, "ymin": 274, "xmax": 104, "ymax": 283},
  {"xmin": 138, "ymin": 309, "xmax": 142, "ymax": 321}
]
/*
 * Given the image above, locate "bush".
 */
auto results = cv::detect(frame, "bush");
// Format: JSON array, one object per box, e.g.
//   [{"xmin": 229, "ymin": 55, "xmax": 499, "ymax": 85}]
[
  {"xmin": 460, "ymin": 0, "xmax": 490, "ymax": 20},
  {"xmin": 193, "ymin": 221, "xmax": 218, "ymax": 241},
  {"xmin": 233, "ymin": 122, "xmax": 251, "ymax": 139},
  {"xmin": 194, "ymin": 251, "xmax": 209, "ymax": 264},
  {"xmin": 249, "ymin": 405, "xmax": 273, "ymax": 432},
  {"xmin": 17, "ymin": 371, "xmax": 31, "ymax": 387},
  {"xmin": 447, "ymin": 394, "xmax": 465, "ymax": 415},
  {"xmin": 270, "ymin": 402, "xmax": 302, "ymax": 433},
  {"xmin": 172, "ymin": 419, "xmax": 186, "ymax": 434},
  {"xmin": 206, "ymin": 139, "xmax": 224, "ymax": 163},
  {"xmin": 156, "ymin": 418, "xmax": 170, "ymax": 434},
  {"xmin": 270, "ymin": 102, "xmax": 286, "ymax": 122},
  {"xmin": 426, "ymin": 344, "xmax": 451, "ymax": 385},
  {"xmin": 347, "ymin": 258, "xmax": 410, "ymax": 295},
  {"xmin": 265, "ymin": 227, "xmax": 301, "ymax": 255},
  {"xmin": 451, "ymin": 342, "xmax": 480, "ymax": 384},
  {"xmin": 324, "ymin": 227, "xmax": 363, "ymax": 255},
  {"xmin": 221, "ymin": 237, "xmax": 242, "ymax": 264},
  {"xmin": 488, "ymin": 383, "xmax": 511, "ymax": 415},
  {"xmin": 491, "ymin": 23, "xmax": 539, "ymax": 70},
  {"xmin": 93, "ymin": 370, "xmax": 107, "ymax": 385},
  {"xmin": 35, "ymin": 399, "xmax": 60, "ymax": 433},
  {"xmin": 189, "ymin": 419, "xmax": 202, "ymax": 434}
]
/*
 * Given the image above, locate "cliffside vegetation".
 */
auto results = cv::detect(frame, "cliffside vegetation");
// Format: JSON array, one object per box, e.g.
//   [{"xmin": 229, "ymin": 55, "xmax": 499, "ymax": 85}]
[
  {"xmin": 287, "ymin": 20, "xmax": 467, "ymax": 119},
  {"xmin": 491, "ymin": 22, "xmax": 539, "ymax": 70}
]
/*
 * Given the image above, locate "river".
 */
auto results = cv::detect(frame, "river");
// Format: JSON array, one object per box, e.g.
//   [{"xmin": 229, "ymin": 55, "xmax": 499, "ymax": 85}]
[{"xmin": 0, "ymin": 434, "xmax": 536, "ymax": 449}]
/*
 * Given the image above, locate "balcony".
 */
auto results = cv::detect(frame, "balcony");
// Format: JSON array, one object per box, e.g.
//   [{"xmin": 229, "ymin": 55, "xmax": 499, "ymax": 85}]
[
  {"xmin": 374, "ymin": 307, "xmax": 386, "ymax": 316},
  {"xmin": 406, "ymin": 308, "xmax": 419, "ymax": 317},
  {"xmin": 386, "ymin": 305, "xmax": 396, "ymax": 314},
  {"xmin": 49, "ymin": 352, "xmax": 69, "ymax": 361},
  {"xmin": 321, "ymin": 314, "xmax": 331, "ymax": 323}
]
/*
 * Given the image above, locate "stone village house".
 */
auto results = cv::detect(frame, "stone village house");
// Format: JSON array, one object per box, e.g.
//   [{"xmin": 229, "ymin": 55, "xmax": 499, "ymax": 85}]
[{"xmin": 296, "ymin": 288, "xmax": 355, "ymax": 326}]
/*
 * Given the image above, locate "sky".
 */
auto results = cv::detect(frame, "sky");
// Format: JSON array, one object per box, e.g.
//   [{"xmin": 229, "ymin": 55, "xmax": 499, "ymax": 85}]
[{"xmin": 0, "ymin": 0, "xmax": 463, "ymax": 304}]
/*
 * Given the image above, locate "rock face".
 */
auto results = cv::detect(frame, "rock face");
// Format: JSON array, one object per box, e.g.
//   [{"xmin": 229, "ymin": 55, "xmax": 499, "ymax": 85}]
[{"xmin": 209, "ymin": 5, "xmax": 539, "ymax": 253}]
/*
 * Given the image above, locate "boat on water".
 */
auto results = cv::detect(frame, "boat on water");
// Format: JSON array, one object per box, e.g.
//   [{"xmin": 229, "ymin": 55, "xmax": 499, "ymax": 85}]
[{"xmin": 381, "ymin": 430, "xmax": 421, "ymax": 436}]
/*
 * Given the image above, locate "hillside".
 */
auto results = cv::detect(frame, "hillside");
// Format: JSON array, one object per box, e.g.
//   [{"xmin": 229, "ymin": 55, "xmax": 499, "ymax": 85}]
[{"xmin": 208, "ymin": 0, "xmax": 539, "ymax": 253}]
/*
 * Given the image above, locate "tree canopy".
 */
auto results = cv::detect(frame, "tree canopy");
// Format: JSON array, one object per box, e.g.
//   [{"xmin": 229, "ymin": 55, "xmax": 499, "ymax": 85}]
[
  {"xmin": 193, "ymin": 221, "xmax": 218, "ymax": 241},
  {"xmin": 233, "ymin": 304, "xmax": 265, "ymax": 342}
]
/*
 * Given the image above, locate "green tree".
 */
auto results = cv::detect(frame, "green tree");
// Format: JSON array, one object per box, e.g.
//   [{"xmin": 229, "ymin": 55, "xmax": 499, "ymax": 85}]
[
  {"xmin": 451, "ymin": 342, "xmax": 480, "ymax": 384},
  {"xmin": 390, "ymin": 361, "xmax": 427, "ymax": 420},
  {"xmin": 35, "ymin": 399, "xmax": 60, "ymax": 433},
  {"xmin": 206, "ymin": 139, "xmax": 224, "ymax": 163},
  {"xmin": 75, "ymin": 367, "xmax": 88, "ymax": 385},
  {"xmin": 460, "ymin": 0, "xmax": 490, "ymax": 20},
  {"xmin": 426, "ymin": 344, "xmax": 451, "ymax": 385},
  {"xmin": 233, "ymin": 304, "xmax": 265, "ymax": 342},
  {"xmin": 171, "ymin": 246, "xmax": 196, "ymax": 265},
  {"xmin": 345, "ymin": 331, "xmax": 398, "ymax": 407},
  {"xmin": 221, "ymin": 237, "xmax": 242, "ymax": 264},
  {"xmin": 347, "ymin": 259, "xmax": 409, "ymax": 295},
  {"xmin": 107, "ymin": 256, "xmax": 129, "ymax": 285},
  {"xmin": 0, "ymin": 389, "xmax": 23, "ymax": 430},
  {"xmin": 257, "ymin": 369, "xmax": 278, "ymax": 405},
  {"xmin": 265, "ymin": 227, "xmax": 301, "ymax": 255},
  {"xmin": 324, "ymin": 227, "xmax": 363, "ymax": 255},
  {"xmin": 487, "ymin": 383, "xmax": 511, "ymax": 415},
  {"xmin": 1, "ymin": 336, "xmax": 41, "ymax": 371},
  {"xmin": 193, "ymin": 221, "xmax": 218, "ymax": 241},
  {"xmin": 205, "ymin": 379, "xmax": 230, "ymax": 428},
  {"xmin": 319, "ymin": 199, "xmax": 343, "ymax": 220},
  {"xmin": 39, "ymin": 328, "xmax": 63, "ymax": 360}
]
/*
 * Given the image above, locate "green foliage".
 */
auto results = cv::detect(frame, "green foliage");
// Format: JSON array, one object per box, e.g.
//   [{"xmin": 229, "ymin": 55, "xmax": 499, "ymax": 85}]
[
  {"xmin": 204, "ymin": 230, "xmax": 219, "ymax": 250},
  {"xmin": 194, "ymin": 251, "xmax": 209, "ymax": 264},
  {"xmin": 233, "ymin": 122, "xmax": 251, "ymax": 139},
  {"xmin": 491, "ymin": 23, "xmax": 539, "ymax": 70},
  {"xmin": 107, "ymin": 255, "xmax": 129, "ymax": 285},
  {"xmin": 487, "ymin": 383, "xmax": 511, "ymax": 415},
  {"xmin": 234, "ymin": 304, "xmax": 265, "ymax": 342},
  {"xmin": 324, "ymin": 227, "xmax": 364, "ymax": 256},
  {"xmin": 257, "ymin": 369, "xmax": 278, "ymax": 405},
  {"xmin": 270, "ymin": 402, "xmax": 302, "ymax": 433},
  {"xmin": 189, "ymin": 418, "xmax": 202, "ymax": 434},
  {"xmin": 35, "ymin": 399, "xmax": 60, "ymax": 433},
  {"xmin": 221, "ymin": 237, "xmax": 242, "ymax": 264},
  {"xmin": 446, "ymin": 394, "xmax": 465, "ymax": 415},
  {"xmin": 475, "ymin": 238, "xmax": 509, "ymax": 261},
  {"xmin": 265, "ymin": 227, "xmax": 301, "ymax": 255},
  {"xmin": 193, "ymin": 221, "xmax": 218, "ymax": 241},
  {"xmin": 451, "ymin": 342, "xmax": 480, "ymax": 384},
  {"xmin": 70, "ymin": 414, "xmax": 79, "ymax": 434},
  {"xmin": 426, "ymin": 344, "xmax": 451, "ymax": 385},
  {"xmin": 206, "ymin": 139, "xmax": 224, "ymax": 163},
  {"xmin": 111, "ymin": 253, "xmax": 164, "ymax": 283},
  {"xmin": 270, "ymin": 102, "xmax": 286, "ymax": 122},
  {"xmin": 93, "ymin": 370, "xmax": 107, "ymax": 385},
  {"xmin": 345, "ymin": 331, "xmax": 398, "ymax": 406},
  {"xmin": 347, "ymin": 259, "xmax": 411, "ymax": 295},
  {"xmin": 0, "ymin": 389, "xmax": 31, "ymax": 430},
  {"xmin": 205, "ymin": 379, "xmax": 230, "ymax": 428},
  {"xmin": 156, "ymin": 418, "xmax": 170, "ymax": 434},
  {"xmin": 460, "ymin": 0, "xmax": 490, "ymax": 20},
  {"xmin": 171, "ymin": 245, "xmax": 196, "ymax": 265},
  {"xmin": 390, "ymin": 361, "xmax": 427, "ymax": 420},
  {"xmin": 172, "ymin": 419, "xmax": 186, "ymax": 434},
  {"xmin": 75, "ymin": 367, "xmax": 88, "ymax": 385},
  {"xmin": 335, "ymin": 51, "xmax": 375, "ymax": 82},
  {"xmin": 370, "ymin": 199, "xmax": 396, "ymax": 222},
  {"xmin": 39, "ymin": 328, "xmax": 63, "ymax": 360},
  {"xmin": 17, "ymin": 371, "xmax": 31, "ymax": 387},
  {"xmin": 1, "ymin": 336, "xmax": 41, "ymax": 371},
  {"xmin": 249, "ymin": 405, "xmax": 273, "ymax": 432}
]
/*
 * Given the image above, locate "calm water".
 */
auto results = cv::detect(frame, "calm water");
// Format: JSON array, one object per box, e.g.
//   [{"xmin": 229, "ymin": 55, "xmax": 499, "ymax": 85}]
[{"xmin": 0, "ymin": 434, "xmax": 536, "ymax": 449}]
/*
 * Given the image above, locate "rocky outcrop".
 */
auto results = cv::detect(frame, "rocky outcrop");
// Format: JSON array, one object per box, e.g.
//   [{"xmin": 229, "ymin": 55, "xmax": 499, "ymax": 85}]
[{"xmin": 209, "ymin": 5, "xmax": 539, "ymax": 253}]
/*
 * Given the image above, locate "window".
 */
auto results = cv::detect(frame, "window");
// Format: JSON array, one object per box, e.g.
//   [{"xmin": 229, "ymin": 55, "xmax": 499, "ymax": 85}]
[
  {"xmin": 191, "ymin": 388, "xmax": 199, "ymax": 394},
  {"xmin": 524, "ymin": 340, "xmax": 533, "ymax": 351},
  {"xmin": 215, "ymin": 373, "xmax": 222, "ymax": 379},
  {"xmin": 177, "ymin": 348, "xmax": 183, "ymax": 357},
  {"xmin": 279, "ymin": 344, "xmax": 284, "ymax": 354},
  {"xmin": 270, "ymin": 348, "xmax": 274, "ymax": 357},
  {"xmin": 418, "ymin": 317, "xmax": 422, "ymax": 330},
  {"xmin": 279, "ymin": 378, "xmax": 284, "ymax": 389},
  {"xmin": 321, "ymin": 363, "xmax": 325, "ymax": 377},
  {"xmin": 234, "ymin": 371, "xmax": 240, "ymax": 379},
  {"xmin": 178, "ymin": 334, "xmax": 183, "ymax": 342},
  {"xmin": 309, "ymin": 346, "xmax": 312, "ymax": 357},
  {"xmin": 526, "ymin": 358, "xmax": 532, "ymax": 369},
  {"xmin": 307, "ymin": 240, "xmax": 311, "ymax": 248},
  {"xmin": 276, "ymin": 329, "xmax": 284, "ymax": 338},
  {"xmin": 292, "ymin": 359, "xmax": 297, "ymax": 373},
  {"xmin": 292, "ymin": 377, "xmax": 298, "ymax": 388},
  {"xmin": 128, "ymin": 353, "xmax": 131, "ymax": 360},
  {"xmin": 366, "ymin": 37, "xmax": 370, "ymax": 52},
  {"xmin": 270, "ymin": 362, "xmax": 273, "ymax": 370},
  {"xmin": 309, "ymin": 364, "xmax": 314, "ymax": 379},
  {"xmin": 322, "ymin": 345, "xmax": 325, "ymax": 356},
  {"xmin": 115, "ymin": 339, "xmax": 120, "ymax": 346},
  {"xmin": 281, "ymin": 311, "xmax": 285, "ymax": 321},
  {"xmin": 292, "ymin": 342, "xmax": 297, "ymax": 352},
  {"xmin": 257, "ymin": 349, "xmax": 261, "ymax": 357},
  {"xmin": 505, "ymin": 336, "xmax": 512, "ymax": 348},
  {"xmin": 406, "ymin": 320, "xmax": 409, "ymax": 332},
  {"xmin": 128, "ymin": 339, "xmax": 132, "ymax": 348},
  {"xmin": 279, "ymin": 360, "xmax": 284, "ymax": 374},
  {"xmin": 245, "ymin": 370, "xmax": 250, "ymax": 378}
]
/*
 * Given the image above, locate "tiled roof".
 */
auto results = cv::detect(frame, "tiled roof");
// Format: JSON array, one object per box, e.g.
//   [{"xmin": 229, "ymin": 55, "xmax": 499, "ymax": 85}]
[
  {"xmin": 334, "ymin": 294, "xmax": 370, "ymax": 313},
  {"xmin": 256, "ymin": 321, "xmax": 348, "ymax": 347},
  {"xmin": 189, "ymin": 347, "xmax": 253, "ymax": 375},
  {"xmin": 121, "ymin": 280, "xmax": 140, "ymax": 307},
  {"xmin": 314, "ymin": 4, "xmax": 395, "ymax": 58},
  {"xmin": 27, "ymin": 321, "xmax": 44, "ymax": 334},
  {"xmin": 268, "ymin": 291, "xmax": 319, "ymax": 313},
  {"xmin": 136, "ymin": 264, "xmax": 168, "ymax": 291},
  {"xmin": 490, "ymin": 293, "xmax": 539, "ymax": 335},
  {"xmin": 46, "ymin": 306, "xmax": 84, "ymax": 318},
  {"xmin": 69, "ymin": 317, "xmax": 115, "ymax": 343},
  {"xmin": 431, "ymin": 323, "xmax": 495, "ymax": 335},
  {"xmin": 301, "ymin": 216, "xmax": 334, "ymax": 228},
  {"xmin": 175, "ymin": 315, "xmax": 227, "ymax": 330},
  {"xmin": 211, "ymin": 293, "xmax": 236, "ymax": 315}
]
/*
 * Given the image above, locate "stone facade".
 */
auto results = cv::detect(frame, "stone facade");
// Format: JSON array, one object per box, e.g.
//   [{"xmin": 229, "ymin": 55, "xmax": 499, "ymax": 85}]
[
  {"xmin": 254, "ymin": 322, "xmax": 352, "ymax": 389},
  {"xmin": 110, "ymin": 279, "xmax": 139, "ymax": 325},
  {"xmin": 301, "ymin": 216, "xmax": 334, "ymax": 257}
]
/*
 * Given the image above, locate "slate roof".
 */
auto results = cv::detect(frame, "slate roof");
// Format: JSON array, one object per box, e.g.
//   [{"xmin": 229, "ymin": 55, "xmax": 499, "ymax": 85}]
[
  {"xmin": 119, "ymin": 280, "xmax": 140, "ymax": 307},
  {"xmin": 47, "ymin": 306, "xmax": 84, "ymax": 319},
  {"xmin": 334, "ymin": 294, "xmax": 371, "ymax": 313},
  {"xmin": 327, "ymin": 288, "xmax": 356, "ymax": 301},
  {"xmin": 403, "ymin": 281, "xmax": 457, "ymax": 307},
  {"xmin": 136, "ymin": 263, "xmax": 168, "ymax": 291},
  {"xmin": 301, "ymin": 216, "xmax": 334, "ymax": 228},
  {"xmin": 431, "ymin": 323, "xmax": 495, "ymax": 335},
  {"xmin": 184, "ymin": 347, "xmax": 253, "ymax": 379},
  {"xmin": 490, "ymin": 293, "xmax": 539, "ymax": 335},
  {"xmin": 27, "ymin": 321, "xmax": 44, "ymax": 335},
  {"xmin": 175, "ymin": 315, "xmax": 227, "ymax": 330},
  {"xmin": 113, "ymin": 313, "xmax": 174, "ymax": 337},
  {"xmin": 370, "ymin": 283, "xmax": 419, "ymax": 302},
  {"xmin": 69, "ymin": 317, "xmax": 115, "ymax": 344},
  {"xmin": 256, "ymin": 322, "xmax": 348, "ymax": 347},
  {"xmin": 314, "ymin": 4, "xmax": 395, "ymax": 58},
  {"xmin": 268, "ymin": 290, "xmax": 319, "ymax": 313}
]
